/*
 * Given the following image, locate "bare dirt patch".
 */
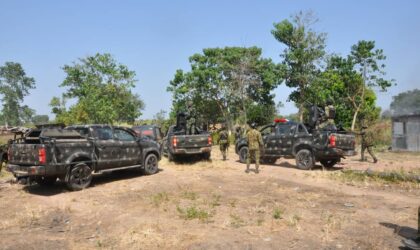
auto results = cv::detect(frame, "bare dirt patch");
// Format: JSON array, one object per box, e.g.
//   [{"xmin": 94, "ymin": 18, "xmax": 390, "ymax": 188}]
[{"xmin": 0, "ymin": 147, "xmax": 419, "ymax": 249}]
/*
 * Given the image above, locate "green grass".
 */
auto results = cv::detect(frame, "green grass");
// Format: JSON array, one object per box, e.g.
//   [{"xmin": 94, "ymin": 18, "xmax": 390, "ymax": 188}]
[
  {"xmin": 330, "ymin": 169, "xmax": 420, "ymax": 184},
  {"xmin": 273, "ymin": 208, "xmax": 283, "ymax": 220},
  {"xmin": 176, "ymin": 205, "xmax": 212, "ymax": 222}
]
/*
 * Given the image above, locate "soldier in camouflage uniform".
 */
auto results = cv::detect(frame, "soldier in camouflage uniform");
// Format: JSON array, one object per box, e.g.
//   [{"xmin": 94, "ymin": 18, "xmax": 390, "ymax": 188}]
[
  {"xmin": 246, "ymin": 123, "xmax": 263, "ymax": 174},
  {"xmin": 319, "ymin": 98, "xmax": 336, "ymax": 130},
  {"xmin": 234, "ymin": 127, "xmax": 242, "ymax": 142},
  {"xmin": 360, "ymin": 124, "xmax": 378, "ymax": 163},
  {"xmin": 218, "ymin": 125, "xmax": 229, "ymax": 161}
]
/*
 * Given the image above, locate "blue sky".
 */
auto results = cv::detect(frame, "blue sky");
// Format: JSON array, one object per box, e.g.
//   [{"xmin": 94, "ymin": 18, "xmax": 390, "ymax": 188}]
[{"xmin": 1, "ymin": 0, "xmax": 419, "ymax": 119}]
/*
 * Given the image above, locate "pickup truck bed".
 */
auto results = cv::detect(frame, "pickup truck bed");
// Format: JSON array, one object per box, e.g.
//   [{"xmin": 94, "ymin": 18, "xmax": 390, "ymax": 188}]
[
  {"xmin": 163, "ymin": 125, "xmax": 212, "ymax": 161},
  {"xmin": 235, "ymin": 120, "xmax": 356, "ymax": 170},
  {"xmin": 7, "ymin": 125, "xmax": 161, "ymax": 191}
]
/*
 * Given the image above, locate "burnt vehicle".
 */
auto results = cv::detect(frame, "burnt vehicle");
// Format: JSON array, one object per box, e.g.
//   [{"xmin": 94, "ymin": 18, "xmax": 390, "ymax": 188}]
[
  {"xmin": 7, "ymin": 125, "xmax": 161, "ymax": 191},
  {"xmin": 235, "ymin": 118, "xmax": 356, "ymax": 170},
  {"xmin": 162, "ymin": 112, "xmax": 212, "ymax": 161}
]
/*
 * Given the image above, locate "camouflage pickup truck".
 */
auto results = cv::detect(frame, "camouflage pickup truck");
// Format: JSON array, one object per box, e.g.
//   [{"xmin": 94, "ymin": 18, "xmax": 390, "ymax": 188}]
[
  {"xmin": 7, "ymin": 125, "xmax": 161, "ymax": 191},
  {"xmin": 235, "ymin": 119, "xmax": 356, "ymax": 170},
  {"xmin": 162, "ymin": 112, "xmax": 212, "ymax": 161}
]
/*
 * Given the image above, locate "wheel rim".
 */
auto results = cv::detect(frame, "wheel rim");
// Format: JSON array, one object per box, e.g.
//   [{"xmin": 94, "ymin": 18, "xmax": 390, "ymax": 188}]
[
  {"xmin": 146, "ymin": 155, "xmax": 157, "ymax": 172},
  {"xmin": 298, "ymin": 152, "xmax": 311, "ymax": 168},
  {"xmin": 71, "ymin": 165, "xmax": 91, "ymax": 186}
]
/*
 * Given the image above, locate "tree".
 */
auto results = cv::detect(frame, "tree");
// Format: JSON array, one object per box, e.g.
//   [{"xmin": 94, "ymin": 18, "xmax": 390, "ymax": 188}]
[
  {"xmin": 0, "ymin": 62, "xmax": 35, "ymax": 126},
  {"xmin": 52, "ymin": 53, "xmax": 144, "ymax": 124},
  {"xmin": 347, "ymin": 40, "xmax": 393, "ymax": 129},
  {"xmin": 32, "ymin": 115, "xmax": 49, "ymax": 124},
  {"xmin": 390, "ymin": 89, "xmax": 420, "ymax": 115},
  {"xmin": 272, "ymin": 11, "xmax": 326, "ymax": 121},
  {"xmin": 167, "ymin": 47, "xmax": 284, "ymax": 129}
]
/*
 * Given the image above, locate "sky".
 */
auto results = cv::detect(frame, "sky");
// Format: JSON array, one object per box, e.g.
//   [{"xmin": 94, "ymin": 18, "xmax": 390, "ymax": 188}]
[{"xmin": 1, "ymin": 0, "xmax": 419, "ymax": 119}]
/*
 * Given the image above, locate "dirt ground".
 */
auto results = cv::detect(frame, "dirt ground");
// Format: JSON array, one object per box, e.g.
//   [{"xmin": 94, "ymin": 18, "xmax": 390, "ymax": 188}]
[{"xmin": 0, "ymin": 147, "xmax": 419, "ymax": 250}]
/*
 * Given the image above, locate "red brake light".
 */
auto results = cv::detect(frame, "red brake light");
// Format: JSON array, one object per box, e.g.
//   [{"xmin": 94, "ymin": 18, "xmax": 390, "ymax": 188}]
[
  {"xmin": 208, "ymin": 136, "xmax": 212, "ymax": 145},
  {"xmin": 172, "ymin": 136, "xmax": 177, "ymax": 147},
  {"xmin": 329, "ymin": 135, "xmax": 336, "ymax": 148},
  {"xmin": 39, "ymin": 148, "xmax": 46, "ymax": 164}
]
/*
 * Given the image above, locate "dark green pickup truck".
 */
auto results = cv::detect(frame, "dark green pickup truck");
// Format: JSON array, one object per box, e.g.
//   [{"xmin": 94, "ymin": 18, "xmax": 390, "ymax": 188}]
[
  {"xmin": 235, "ymin": 119, "xmax": 356, "ymax": 170},
  {"xmin": 7, "ymin": 125, "xmax": 161, "ymax": 191}
]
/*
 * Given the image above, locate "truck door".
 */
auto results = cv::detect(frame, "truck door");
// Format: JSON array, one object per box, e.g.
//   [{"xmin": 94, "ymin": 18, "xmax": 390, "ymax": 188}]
[
  {"xmin": 278, "ymin": 124, "xmax": 297, "ymax": 155},
  {"xmin": 261, "ymin": 125, "xmax": 280, "ymax": 156},
  {"xmin": 92, "ymin": 126, "xmax": 120, "ymax": 169},
  {"xmin": 114, "ymin": 128, "xmax": 141, "ymax": 167}
]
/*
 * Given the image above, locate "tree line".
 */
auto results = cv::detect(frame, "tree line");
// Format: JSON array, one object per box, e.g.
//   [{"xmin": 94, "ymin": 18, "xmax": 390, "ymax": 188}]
[{"xmin": 0, "ymin": 11, "xmax": 399, "ymax": 130}]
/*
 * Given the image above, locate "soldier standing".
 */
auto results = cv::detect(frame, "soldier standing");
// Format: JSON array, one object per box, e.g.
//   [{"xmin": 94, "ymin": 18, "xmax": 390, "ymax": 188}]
[
  {"xmin": 246, "ymin": 122, "xmax": 263, "ymax": 174},
  {"xmin": 360, "ymin": 124, "xmax": 378, "ymax": 163},
  {"xmin": 218, "ymin": 125, "xmax": 229, "ymax": 161},
  {"xmin": 319, "ymin": 98, "xmax": 336, "ymax": 130}
]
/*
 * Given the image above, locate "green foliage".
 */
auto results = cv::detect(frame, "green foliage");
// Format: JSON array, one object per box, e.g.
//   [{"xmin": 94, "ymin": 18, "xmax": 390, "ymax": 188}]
[
  {"xmin": 51, "ymin": 53, "xmax": 144, "ymax": 125},
  {"xmin": 273, "ymin": 208, "xmax": 284, "ymax": 220},
  {"xmin": 0, "ymin": 62, "xmax": 36, "ymax": 126},
  {"xmin": 390, "ymin": 89, "xmax": 420, "ymax": 115},
  {"xmin": 167, "ymin": 47, "xmax": 284, "ymax": 128},
  {"xmin": 272, "ymin": 11, "xmax": 326, "ymax": 120},
  {"xmin": 246, "ymin": 103, "xmax": 276, "ymax": 126},
  {"xmin": 32, "ymin": 115, "xmax": 49, "ymax": 125},
  {"xmin": 177, "ymin": 205, "xmax": 212, "ymax": 222}
]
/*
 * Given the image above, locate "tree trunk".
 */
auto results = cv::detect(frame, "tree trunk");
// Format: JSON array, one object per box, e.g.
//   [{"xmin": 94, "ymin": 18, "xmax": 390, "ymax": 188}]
[
  {"xmin": 299, "ymin": 102, "xmax": 304, "ymax": 122},
  {"xmin": 351, "ymin": 107, "xmax": 359, "ymax": 131}
]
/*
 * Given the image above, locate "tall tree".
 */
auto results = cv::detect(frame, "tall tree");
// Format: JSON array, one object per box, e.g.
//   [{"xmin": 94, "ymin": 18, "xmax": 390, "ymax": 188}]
[
  {"xmin": 52, "ymin": 53, "xmax": 144, "ymax": 124},
  {"xmin": 272, "ymin": 11, "xmax": 326, "ymax": 121},
  {"xmin": 348, "ymin": 40, "xmax": 393, "ymax": 130},
  {"xmin": 167, "ymin": 47, "xmax": 284, "ymax": 128},
  {"xmin": 0, "ymin": 62, "xmax": 36, "ymax": 126}
]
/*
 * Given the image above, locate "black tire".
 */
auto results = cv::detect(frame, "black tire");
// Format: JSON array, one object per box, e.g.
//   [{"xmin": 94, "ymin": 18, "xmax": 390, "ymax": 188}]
[
  {"xmin": 239, "ymin": 147, "xmax": 248, "ymax": 163},
  {"xmin": 295, "ymin": 149, "xmax": 314, "ymax": 170},
  {"xmin": 203, "ymin": 152, "xmax": 211, "ymax": 160},
  {"xmin": 320, "ymin": 159, "xmax": 339, "ymax": 168},
  {"xmin": 66, "ymin": 163, "xmax": 93, "ymax": 191},
  {"xmin": 143, "ymin": 153, "xmax": 159, "ymax": 175},
  {"xmin": 35, "ymin": 176, "xmax": 57, "ymax": 186}
]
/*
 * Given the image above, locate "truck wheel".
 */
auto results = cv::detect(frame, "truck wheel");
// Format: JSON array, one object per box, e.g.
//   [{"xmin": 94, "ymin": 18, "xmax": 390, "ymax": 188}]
[
  {"xmin": 143, "ymin": 154, "xmax": 159, "ymax": 175},
  {"xmin": 66, "ymin": 163, "xmax": 92, "ymax": 191},
  {"xmin": 203, "ymin": 152, "xmax": 211, "ymax": 160},
  {"xmin": 239, "ymin": 147, "xmax": 248, "ymax": 163},
  {"xmin": 295, "ymin": 149, "xmax": 314, "ymax": 170},
  {"xmin": 320, "ymin": 159, "xmax": 339, "ymax": 168},
  {"xmin": 35, "ymin": 176, "xmax": 57, "ymax": 186}
]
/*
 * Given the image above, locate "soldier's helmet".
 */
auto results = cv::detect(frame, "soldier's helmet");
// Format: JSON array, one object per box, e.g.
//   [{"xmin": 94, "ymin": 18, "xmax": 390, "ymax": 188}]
[
  {"xmin": 326, "ymin": 98, "xmax": 333, "ymax": 105},
  {"xmin": 250, "ymin": 122, "xmax": 257, "ymax": 129}
]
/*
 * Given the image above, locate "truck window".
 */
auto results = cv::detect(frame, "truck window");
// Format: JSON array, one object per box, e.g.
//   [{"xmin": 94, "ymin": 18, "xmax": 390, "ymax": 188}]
[
  {"xmin": 261, "ymin": 126, "xmax": 275, "ymax": 136},
  {"xmin": 114, "ymin": 129, "xmax": 136, "ymax": 141},
  {"xmin": 93, "ymin": 127, "xmax": 113, "ymax": 140},
  {"xmin": 297, "ymin": 124, "xmax": 307, "ymax": 134},
  {"xmin": 74, "ymin": 128, "xmax": 90, "ymax": 137}
]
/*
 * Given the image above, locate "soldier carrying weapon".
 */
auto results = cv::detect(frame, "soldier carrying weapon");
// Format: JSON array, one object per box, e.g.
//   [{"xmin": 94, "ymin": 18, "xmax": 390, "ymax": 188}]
[{"xmin": 218, "ymin": 124, "xmax": 229, "ymax": 161}]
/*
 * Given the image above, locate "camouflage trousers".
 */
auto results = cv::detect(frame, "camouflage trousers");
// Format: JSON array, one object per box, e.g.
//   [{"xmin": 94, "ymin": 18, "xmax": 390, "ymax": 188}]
[
  {"xmin": 361, "ymin": 144, "xmax": 377, "ymax": 162},
  {"xmin": 246, "ymin": 149, "xmax": 260, "ymax": 170},
  {"xmin": 219, "ymin": 143, "xmax": 228, "ymax": 160}
]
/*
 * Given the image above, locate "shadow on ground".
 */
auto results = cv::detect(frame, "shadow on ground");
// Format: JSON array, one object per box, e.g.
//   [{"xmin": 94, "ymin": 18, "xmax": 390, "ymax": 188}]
[
  {"xmin": 22, "ymin": 168, "xmax": 162, "ymax": 196},
  {"xmin": 380, "ymin": 222, "xmax": 419, "ymax": 249}
]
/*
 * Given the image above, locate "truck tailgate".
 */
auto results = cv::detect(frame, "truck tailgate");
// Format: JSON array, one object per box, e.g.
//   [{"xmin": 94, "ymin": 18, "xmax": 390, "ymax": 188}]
[
  {"xmin": 175, "ymin": 134, "xmax": 211, "ymax": 148},
  {"xmin": 9, "ymin": 143, "xmax": 44, "ymax": 165},
  {"xmin": 333, "ymin": 133, "xmax": 356, "ymax": 151}
]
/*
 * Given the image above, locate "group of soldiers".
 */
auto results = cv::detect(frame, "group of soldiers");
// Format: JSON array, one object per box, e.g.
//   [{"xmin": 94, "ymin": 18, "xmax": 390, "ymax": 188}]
[{"xmin": 216, "ymin": 100, "xmax": 379, "ymax": 174}]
